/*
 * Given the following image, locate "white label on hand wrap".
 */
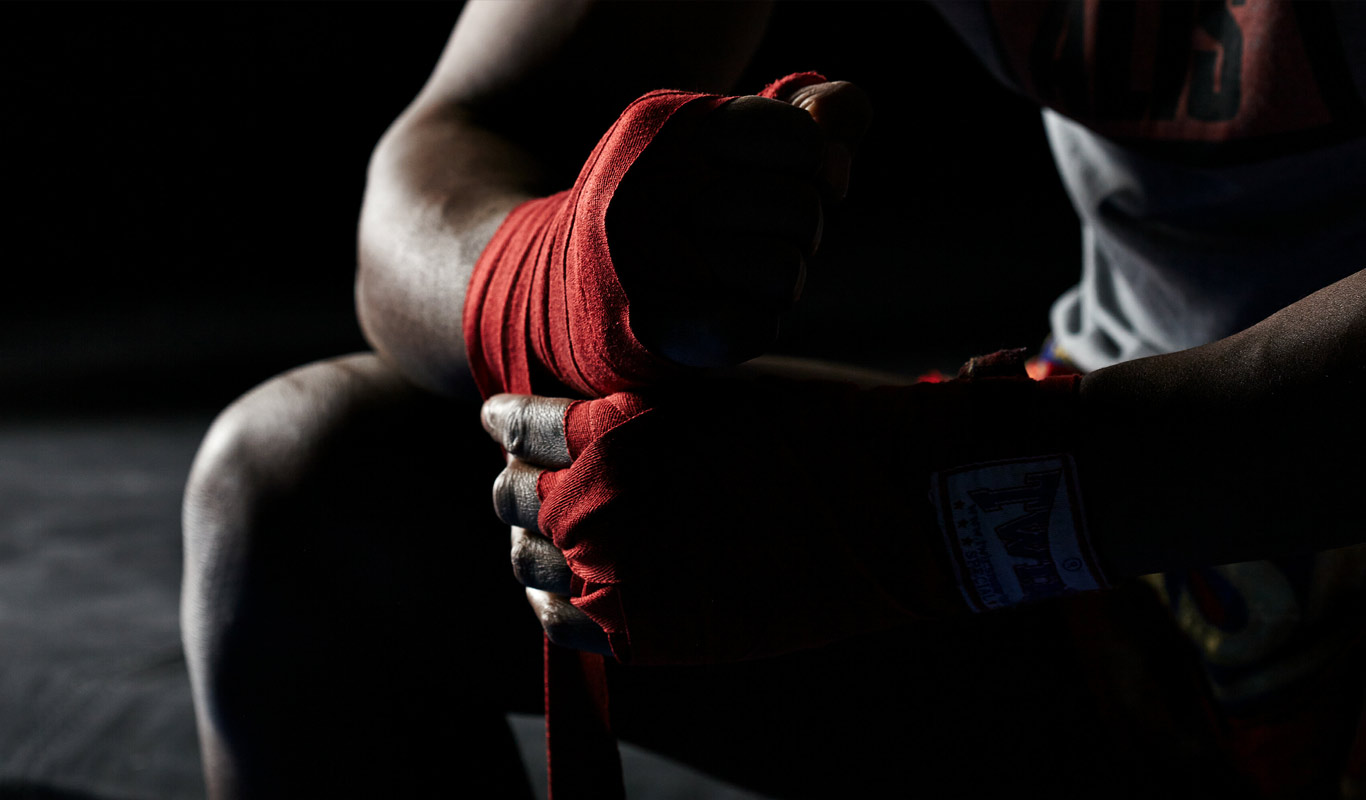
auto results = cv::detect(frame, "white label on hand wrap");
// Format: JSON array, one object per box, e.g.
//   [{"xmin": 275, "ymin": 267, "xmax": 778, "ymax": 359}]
[{"xmin": 931, "ymin": 455, "xmax": 1105, "ymax": 613}]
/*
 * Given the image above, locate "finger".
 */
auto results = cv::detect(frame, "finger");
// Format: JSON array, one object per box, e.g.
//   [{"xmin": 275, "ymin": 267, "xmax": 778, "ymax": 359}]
[
  {"xmin": 526, "ymin": 587, "xmax": 613, "ymax": 657},
  {"xmin": 492, "ymin": 458, "xmax": 544, "ymax": 533},
  {"xmin": 481, "ymin": 393, "xmax": 574, "ymax": 468},
  {"xmin": 690, "ymin": 173, "xmax": 822, "ymax": 256},
  {"xmin": 699, "ymin": 95, "xmax": 823, "ymax": 176},
  {"xmin": 784, "ymin": 81, "xmax": 874, "ymax": 147},
  {"xmin": 784, "ymin": 81, "xmax": 873, "ymax": 200},
  {"xmin": 509, "ymin": 526, "xmax": 572, "ymax": 594},
  {"xmin": 707, "ymin": 235, "xmax": 806, "ymax": 311}
]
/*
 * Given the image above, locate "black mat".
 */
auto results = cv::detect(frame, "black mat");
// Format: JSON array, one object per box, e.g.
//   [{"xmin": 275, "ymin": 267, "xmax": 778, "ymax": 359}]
[
  {"xmin": 0, "ymin": 418, "xmax": 773, "ymax": 799},
  {"xmin": 0, "ymin": 419, "xmax": 206, "ymax": 800}
]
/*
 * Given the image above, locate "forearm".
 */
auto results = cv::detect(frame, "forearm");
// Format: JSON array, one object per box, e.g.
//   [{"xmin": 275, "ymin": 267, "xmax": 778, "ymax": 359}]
[
  {"xmin": 1080, "ymin": 268, "xmax": 1366, "ymax": 578},
  {"xmin": 354, "ymin": 0, "xmax": 773, "ymax": 398}
]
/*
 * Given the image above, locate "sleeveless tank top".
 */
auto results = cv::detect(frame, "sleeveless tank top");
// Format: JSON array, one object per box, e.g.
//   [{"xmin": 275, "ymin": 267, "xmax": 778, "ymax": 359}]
[{"xmin": 935, "ymin": 0, "xmax": 1366, "ymax": 369}]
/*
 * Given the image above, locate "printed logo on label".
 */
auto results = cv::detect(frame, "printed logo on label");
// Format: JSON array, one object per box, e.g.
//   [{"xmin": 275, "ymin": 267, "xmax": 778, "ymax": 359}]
[{"xmin": 931, "ymin": 455, "xmax": 1103, "ymax": 612}]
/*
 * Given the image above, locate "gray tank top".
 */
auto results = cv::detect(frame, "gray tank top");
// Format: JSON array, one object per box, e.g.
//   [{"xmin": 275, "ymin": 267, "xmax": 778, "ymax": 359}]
[{"xmin": 935, "ymin": 0, "xmax": 1366, "ymax": 369}]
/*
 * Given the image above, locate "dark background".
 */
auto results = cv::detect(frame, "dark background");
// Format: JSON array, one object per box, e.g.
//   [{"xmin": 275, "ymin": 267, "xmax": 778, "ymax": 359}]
[
  {"xmin": 0, "ymin": 5, "xmax": 1083, "ymax": 798},
  {"xmin": 2, "ymin": 1, "xmax": 1079, "ymax": 417}
]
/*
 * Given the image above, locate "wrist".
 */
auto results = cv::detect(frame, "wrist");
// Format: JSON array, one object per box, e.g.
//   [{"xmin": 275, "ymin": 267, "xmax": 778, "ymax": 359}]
[{"xmin": 866, "ymin": 372, "xmax": 1110, "ymax": 616}]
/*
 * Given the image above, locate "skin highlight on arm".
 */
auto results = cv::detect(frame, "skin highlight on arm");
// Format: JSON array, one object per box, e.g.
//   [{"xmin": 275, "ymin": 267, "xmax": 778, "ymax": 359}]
[{"xmin": 355, "ymin": 1, "xmax": 773, "ymax": 398}]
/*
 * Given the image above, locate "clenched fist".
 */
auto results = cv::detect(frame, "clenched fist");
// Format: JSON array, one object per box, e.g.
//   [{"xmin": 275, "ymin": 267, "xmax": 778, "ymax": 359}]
[
  {"xmin": 480, "ymin": 369, "xmax": 1095, "ymax": 665},
  {"xmin": 463, "ymin": 76, "xmax": 872, "ymax": 399}
]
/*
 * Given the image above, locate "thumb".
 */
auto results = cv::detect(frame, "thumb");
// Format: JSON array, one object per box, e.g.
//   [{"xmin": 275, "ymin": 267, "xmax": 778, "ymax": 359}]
[{"xmin": 761, "ymin": 74, "xmax": 873, "ymax": 200}]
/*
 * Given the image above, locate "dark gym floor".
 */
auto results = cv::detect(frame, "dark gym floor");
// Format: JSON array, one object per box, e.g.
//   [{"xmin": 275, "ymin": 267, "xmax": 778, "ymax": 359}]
[{"xmin": 0, "ymin": 416, "xmax": 781, "ymax": 799}]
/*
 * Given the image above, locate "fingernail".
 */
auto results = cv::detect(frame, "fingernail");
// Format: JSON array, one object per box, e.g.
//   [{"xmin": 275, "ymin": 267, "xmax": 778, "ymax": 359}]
[{"xmin": 823, "ymin": 142, "xmax": 852, "ymax": 200}]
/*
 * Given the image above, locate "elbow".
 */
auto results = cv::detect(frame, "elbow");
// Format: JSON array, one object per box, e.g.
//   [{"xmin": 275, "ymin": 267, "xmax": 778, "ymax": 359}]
[
  {"xmin": 353, "ymin": 107, "xmax": 531, "ymax": 400},
  {"xmin": 354, "ymin": 216, "xmax": 476, "ymax": 401},
  {"xmin": 354, "ymin": 166, "xmax": 477, "ymax": 400},
  {"xmin": 353, "ymin": 218, "xmax": 398, "ymax": 369},
  {"xmin": 354, "ymin": 169, "xmax": 404, "ymax": 365},
  {"xmin": 354, "ymin": 148, "xmax": 399, "ymax": 370},
  {"xmin": 354, "ymin": 117, "xmax": 412, "ymax": 363}
]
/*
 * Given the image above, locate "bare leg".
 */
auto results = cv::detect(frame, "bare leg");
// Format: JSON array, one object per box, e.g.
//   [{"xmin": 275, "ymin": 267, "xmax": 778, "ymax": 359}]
[{"xmin": 181, "ymin": 354, "xmax": 541, "ymax": 798}]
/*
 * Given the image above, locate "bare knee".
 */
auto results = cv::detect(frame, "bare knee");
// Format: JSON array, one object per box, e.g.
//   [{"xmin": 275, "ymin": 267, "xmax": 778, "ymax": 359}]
[
  {"xmin": 181, "ymin": 356, "xmax": 376, "ymax": 796},
  {"xmin": 181, "ymin": 354, "xmax": 502, "ymax": 792},
  {"xmin": 180, "ymin": 354, "xmax": 535, "ymax": 796},
  {"xmin": 180, "ymin": 351, "xmax": 465, "ymax": 633}
]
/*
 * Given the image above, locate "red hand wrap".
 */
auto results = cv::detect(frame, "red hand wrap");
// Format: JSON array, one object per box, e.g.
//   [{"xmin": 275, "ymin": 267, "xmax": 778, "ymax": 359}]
[
  {"xmin": 758, "ymin": 71, "xmax": 829, "ymax": 101},
  {"xmin": 536, "ymin": 371, "xmax": 1102, "ymax": 666},
  {"xmin": 463, "ymin": 91, "xmax": 730, "ymax": 399},
  {"xmin": 463, "ymin": 72, "xmax": 827, "ymax": 400},
  {"xmin": 465, "ymin": 73, "xmax": 822, "ymax": 795}
]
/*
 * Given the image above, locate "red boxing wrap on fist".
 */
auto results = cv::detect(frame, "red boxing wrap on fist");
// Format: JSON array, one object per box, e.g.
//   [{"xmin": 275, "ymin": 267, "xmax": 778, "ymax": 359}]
[
  {"xmin": 466, "ymin": 75, "xmax": 827, "ymax": 798},
  {"xmin": 463, "ymin": 73, "xmax": 828, "ymax": 400},
  {"xmin": 463, "ymin": 91, "xmax": 731, "ymax": 398},
  {"xmin": 535, "ymin": 372, "xmax": 1106, "ymax": 666}
]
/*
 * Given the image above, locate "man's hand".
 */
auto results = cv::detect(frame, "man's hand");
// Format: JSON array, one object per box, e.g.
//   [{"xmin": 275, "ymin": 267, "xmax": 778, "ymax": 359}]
[
  {"xmin": 480, "ymin": 393, "xmax": 615, "ymax": 656},
  {"xmin": 356, "ymin": 1, "xmax": 780, "ymax": 398},
  {"xmin": 477, "ymin": 372, "xmax": 1092, "ymax": 665},
  {"xmin": 462, "ymin": 79, "xmax": 873, "ymax": 399},
  {"xmin": 612, "ymin": 79, "xmax": 872, "ymax": 368},
  {"xmin": 479, "ymin": 383, "xmax": 927, "ymax": 666}
]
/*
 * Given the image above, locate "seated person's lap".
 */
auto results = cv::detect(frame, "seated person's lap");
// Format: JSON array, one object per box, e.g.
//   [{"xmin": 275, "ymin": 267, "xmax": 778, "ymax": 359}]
[{"xmin": 184, "ymin": 352, "xmax": 1232, "ymax": 797}]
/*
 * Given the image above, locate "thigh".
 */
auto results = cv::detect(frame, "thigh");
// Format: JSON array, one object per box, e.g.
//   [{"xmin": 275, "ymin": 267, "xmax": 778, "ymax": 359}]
[
  {"xmin": 205, "ymin": 353, "xmax": 544, "ymax": 695},
  {"xmin": 608, "ymin": 586, "xmax": 1243, "ymax": 799},
  {"xmin": 607, "ymin": 606, "xmax": 1087, "ymax": 797},
  {"xmin": 591, "ymin": 358, "xmax": 1235, "ymax": 798}
]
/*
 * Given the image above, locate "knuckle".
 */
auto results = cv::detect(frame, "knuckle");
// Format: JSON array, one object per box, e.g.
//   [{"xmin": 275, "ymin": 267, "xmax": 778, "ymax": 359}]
[
  {"xmin": 509, "ymin": 529, "xmax": 533, "ymax": 575},
  {"xmin": 536, "ymin": 600, "xmax": 567, "ymax": 633},
  {"xmin": 509, "ymin": 530, "xmax": 560, "ymax": 590},
  {"xmin": 498, "ymin": 398, "xmax": 571, "ymax": 467},
  {"xmin": 504, "ymin": 401, "xmax": 531, "ymax": 458},
  {"xmin": 510, "ymin": 557, "xmax": 536, "ymax": 589},
  {"xmin": 491, "ymin": 468, "xmax": 517, "ymax": 525}
]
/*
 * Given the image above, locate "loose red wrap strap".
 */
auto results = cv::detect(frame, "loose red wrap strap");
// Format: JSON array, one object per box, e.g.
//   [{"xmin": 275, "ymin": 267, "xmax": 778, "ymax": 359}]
[{"xmin": 543, "ymin": 641, "xmax": 620, "ymax": 800}]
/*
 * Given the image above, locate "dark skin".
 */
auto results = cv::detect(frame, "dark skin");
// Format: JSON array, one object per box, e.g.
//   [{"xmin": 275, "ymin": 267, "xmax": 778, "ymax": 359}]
[
  {"xmin": 356, "ymin": 0, "xmax": 782, "ymax": 396},
  {"xmin": 359, "ymin": 0, "xmax": 1366, "ymax": 649},
  {"xmin": 482, "ymin": 269, "xmax": 1366, "ymax": 651}
]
